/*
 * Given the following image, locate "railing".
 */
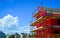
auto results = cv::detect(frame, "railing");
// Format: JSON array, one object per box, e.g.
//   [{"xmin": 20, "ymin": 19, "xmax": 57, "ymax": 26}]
[{"xmin": 30, "ymin": 26, "xmax": 37, "ymax": 31}]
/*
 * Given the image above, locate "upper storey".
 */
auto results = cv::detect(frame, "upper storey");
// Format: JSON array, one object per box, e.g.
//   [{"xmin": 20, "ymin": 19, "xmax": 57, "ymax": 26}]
[
  {"xmin": 31, "ymin": 7, "xmax": 60, "ymax": 26},
  {"xmin": 33, "ymin": 7, "xmax": 60, "ymax": 19},
  {"xmin": 33, "ymin": 7, "xmax": 46, "ymax": 19}
]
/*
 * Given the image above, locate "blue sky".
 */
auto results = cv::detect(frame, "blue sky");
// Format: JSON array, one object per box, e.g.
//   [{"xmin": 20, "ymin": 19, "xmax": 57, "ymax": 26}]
[{"xmin": 0, "ymin": 0, "xmax": 60, "ymax": 34}]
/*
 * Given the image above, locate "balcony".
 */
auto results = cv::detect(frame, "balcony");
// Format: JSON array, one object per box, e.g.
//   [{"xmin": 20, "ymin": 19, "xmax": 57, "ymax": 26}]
[
  {"xmin": 30, "ymin": 26, "xmax": 37, "ymax": 31},
  {"xmin": 30, "ymin": 26, "xmax": 44, "ymax": 32}
]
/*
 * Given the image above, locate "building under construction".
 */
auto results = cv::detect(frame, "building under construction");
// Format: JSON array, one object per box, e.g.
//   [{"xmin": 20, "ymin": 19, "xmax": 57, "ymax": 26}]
[{"xmin": 30, "ymin": 7, "xmax": 60, "ymax": 38}]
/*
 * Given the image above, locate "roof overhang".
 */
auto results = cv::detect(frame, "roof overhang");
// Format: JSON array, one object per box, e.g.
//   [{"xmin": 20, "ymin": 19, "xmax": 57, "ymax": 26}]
[
  {"xmin": 33, "ymin": 7, "xmax": 60, "ymax": 18},
  {"xmin": 30, "ymin": 16, "xmax": 56, "ymax": 26}
]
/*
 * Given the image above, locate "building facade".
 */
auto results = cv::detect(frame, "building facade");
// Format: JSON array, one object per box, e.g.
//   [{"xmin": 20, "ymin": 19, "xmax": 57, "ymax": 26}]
[{"xmin": 30, "ymin": 7, "xmax": 60, "ymax": 38}]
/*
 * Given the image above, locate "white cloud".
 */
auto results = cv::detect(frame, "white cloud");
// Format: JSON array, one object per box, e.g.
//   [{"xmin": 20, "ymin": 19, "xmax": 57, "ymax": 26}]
[
  {"xmin": 0, "ymin": 14, "xmax": 18, "ymax": 28},
  {"xmin": 0, "ymin": 14, "xmax": 18, "ymax": 33},
  {"xmin": 0, "ymin": 14, "xmax": 30, "ymax": 34}
]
